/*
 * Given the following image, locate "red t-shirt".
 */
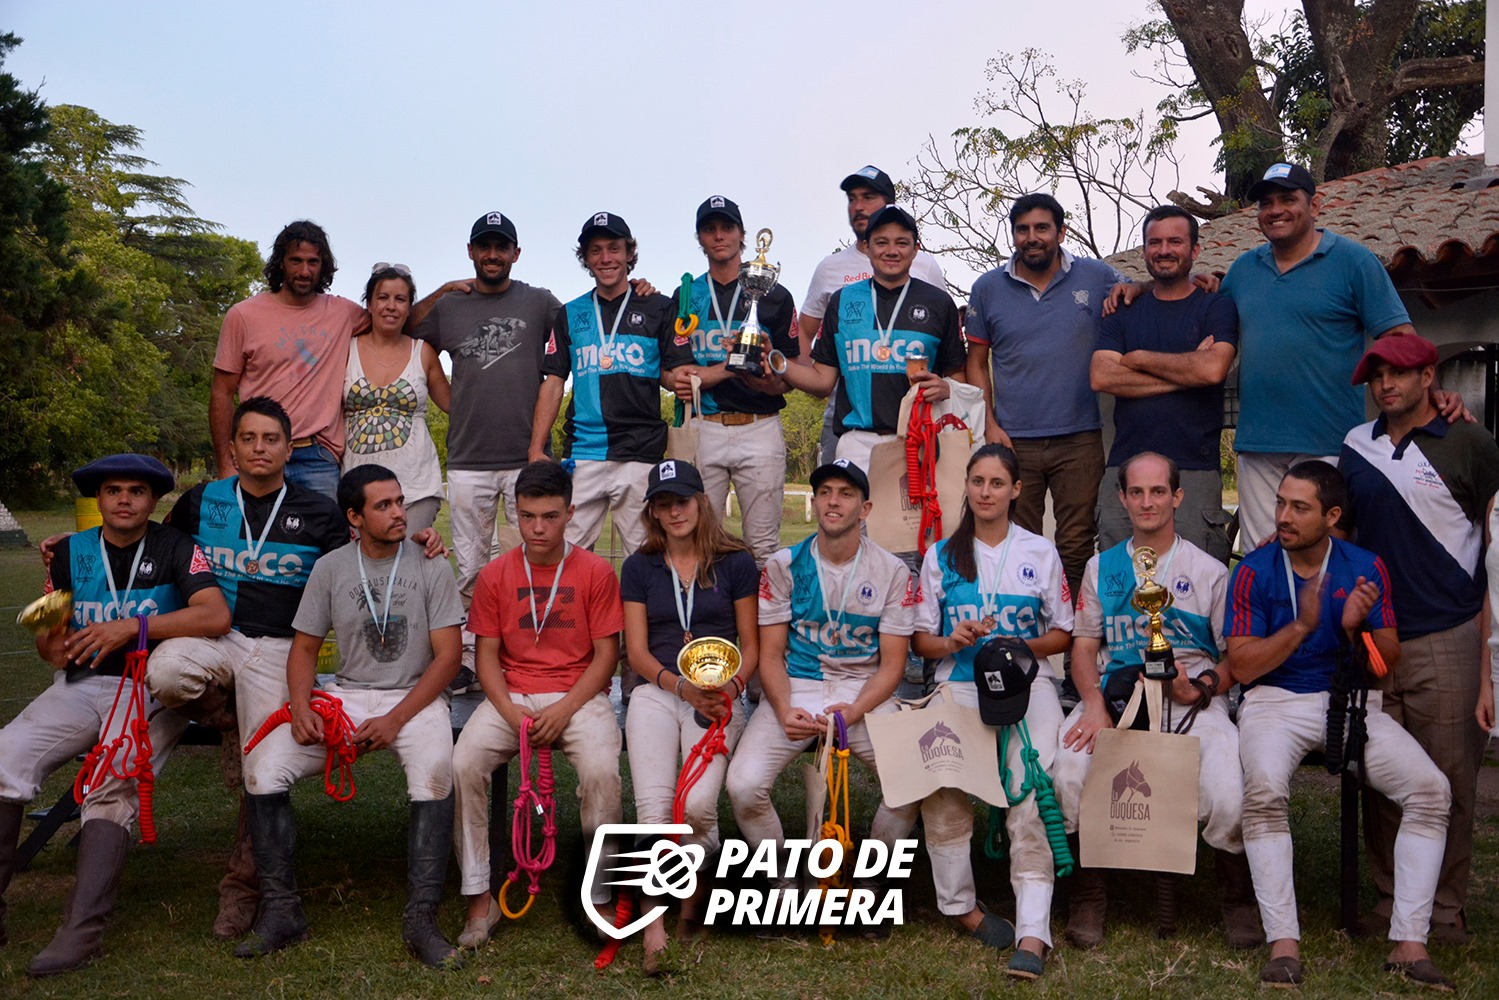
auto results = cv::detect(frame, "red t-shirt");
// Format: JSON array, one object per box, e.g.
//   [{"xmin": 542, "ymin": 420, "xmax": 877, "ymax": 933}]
[{"xmin": 467, "ymin": 545, "xmax": 623, "ymax": 695}]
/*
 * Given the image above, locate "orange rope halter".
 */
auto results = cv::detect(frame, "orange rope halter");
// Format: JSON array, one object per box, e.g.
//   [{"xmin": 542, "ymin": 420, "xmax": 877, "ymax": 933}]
[
  {"xmin": 74, "ymin": 615, "xmax": 157, "ymax": 843},
  {"xmin": 242, "ymin": 690, "xmax": 360, "ymax": 801}
]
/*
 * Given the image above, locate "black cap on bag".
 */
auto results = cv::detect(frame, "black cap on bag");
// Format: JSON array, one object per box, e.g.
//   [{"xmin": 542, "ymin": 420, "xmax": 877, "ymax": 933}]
[{"xmin": 973, "ymin": 636, "xmax": 1039, "ymax": 727}]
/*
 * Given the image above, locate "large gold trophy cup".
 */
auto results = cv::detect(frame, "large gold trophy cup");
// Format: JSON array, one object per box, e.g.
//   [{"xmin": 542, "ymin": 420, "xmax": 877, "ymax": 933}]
[
  {"xmin": 724, "ymin": 229, "xmax": 781, "ymax": 377},
  {"xmin": 677, "ymin": 636, "xmax": 743, "ymax": 727},
  {"xmin": 16, "ymin": 590, "xmax": 72, "ymax": 634},
  {"xmin": 1129, "ymin": 547, "xmax": 1176, "ymax": 675}
]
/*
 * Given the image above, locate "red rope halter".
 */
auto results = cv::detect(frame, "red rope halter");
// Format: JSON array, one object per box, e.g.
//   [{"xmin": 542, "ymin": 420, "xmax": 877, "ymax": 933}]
[
  {"xmin": 74, "ymin": 615, "xmax": 157, "ymax": 844},
  {"xmin": 905, "ymin": 394, "xmax": 967, "ymax": 556},
  {"xmin": 499, "ymin": 716, "xmax": 556, "ymax": 920},
  {"xmin": 242, "ymin": 690, "xmax": 360, "ymax": 801}
]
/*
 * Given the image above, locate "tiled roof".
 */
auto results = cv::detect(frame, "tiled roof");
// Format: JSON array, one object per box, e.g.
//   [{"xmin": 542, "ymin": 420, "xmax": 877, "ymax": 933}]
[{"xmin": 1106, "ymin": 155, "xmax": 1499, "ymax": 305}]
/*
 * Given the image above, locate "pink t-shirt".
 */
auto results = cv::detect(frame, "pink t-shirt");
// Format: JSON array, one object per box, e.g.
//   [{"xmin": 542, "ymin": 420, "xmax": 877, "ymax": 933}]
[
  {"xmin": 214, "ymin": 291, "xmax": 365, "ymax": 457},
  {"xmin": 467, "ymin": 545, "xmax": 624, "ymax": 695}
]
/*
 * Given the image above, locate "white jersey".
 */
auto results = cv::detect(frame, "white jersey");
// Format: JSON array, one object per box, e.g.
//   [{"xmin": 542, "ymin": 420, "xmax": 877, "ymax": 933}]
[
  {"xmin": 802, "ymin": 245, "xmax": 947, "ymax": 321},
  {"xmin": 913, "ymin": 526, "xmax": 1074, "ymax": 683}
]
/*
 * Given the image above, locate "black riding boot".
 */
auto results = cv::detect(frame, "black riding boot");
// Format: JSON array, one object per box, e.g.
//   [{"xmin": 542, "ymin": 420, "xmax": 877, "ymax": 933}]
[{"xmin": 234, "ymin": 792, "xmax": 307, "ymax": 958}]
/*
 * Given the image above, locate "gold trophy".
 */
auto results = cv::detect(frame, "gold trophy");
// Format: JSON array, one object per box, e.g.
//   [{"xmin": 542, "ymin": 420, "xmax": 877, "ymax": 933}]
[
  {"xmin": 1129, "ymin": 547, "xmax": 1176, "ymax": 677},
  {"xmin": 678, "ymin": 636, "xmax": 743, "ymax": 727},
  {"xmin": 17, "ymin": 590, "xmax": 72, "ymax": 634},
  {"xmin": 725, "ymin": 229, "xmax": 781, "ymax": 377}
]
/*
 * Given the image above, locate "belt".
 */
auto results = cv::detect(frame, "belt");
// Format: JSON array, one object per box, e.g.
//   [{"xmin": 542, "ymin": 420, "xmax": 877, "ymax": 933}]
[
  {"xmin": 701, "ymin": 412, "xmax": 775, "ymax": 426},
  {"xmin": 291, "ymin": 437, "xmax": 316, "ymax": 448}
]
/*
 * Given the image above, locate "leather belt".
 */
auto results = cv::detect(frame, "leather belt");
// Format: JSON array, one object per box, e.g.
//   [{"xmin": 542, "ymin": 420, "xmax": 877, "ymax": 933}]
[
  {"xmin": 700, "ymin": 412, "xmax": 775, "ymax": 427},
  {"xmin": 290, "ymin": 437, "xmax": 316, "ymax": 448}
]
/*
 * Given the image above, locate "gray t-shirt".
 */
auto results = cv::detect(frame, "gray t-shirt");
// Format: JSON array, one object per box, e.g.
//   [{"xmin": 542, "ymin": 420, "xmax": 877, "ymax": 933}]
[
  {"xmin": 413, "ymin": 280, "xmax": 562, "ymax": 470},
  {"xmin": 293, "ymin": 539, "xmax": 465, "ymax": 690}
]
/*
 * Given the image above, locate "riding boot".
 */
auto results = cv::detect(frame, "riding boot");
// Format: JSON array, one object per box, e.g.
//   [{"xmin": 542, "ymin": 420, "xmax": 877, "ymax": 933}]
[
  {"xmin": 0, "ymin": 801, "xmax": 24, "ymax": 946},
  {"xmin": 27, "ymin": 819, "xmax": 130, "ymax": 976},
  {"xmin": 1215, "ymin": 848, "xmax": 1265, "ymax": 949},
  {"xmin": 1064, "ymin": 866, "xmax": 1107, "ymax": 949},
  {"xmin": 214, "ymin": 792, "xmax": 261, "ymax": 939},
  {"xmin": 234, "ymin": 792, "xmax": 307, "ymax": 958},
  {"xmin": 1153, "ymin": 872, "xmax": 1179, "ymax": 939},
  {"xmin": 183, "ymin": 680, "xmax": 237, "ymax": 732},
  {"xmin": 403, "ymin": 793, "xmax": 462, "ymax": 969}
]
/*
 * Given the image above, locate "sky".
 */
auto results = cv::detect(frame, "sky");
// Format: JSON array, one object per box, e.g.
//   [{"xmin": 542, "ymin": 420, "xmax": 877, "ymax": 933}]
[{"xmin": 8, "ymin": 0, "xmax": 1320, "ymax": 307}]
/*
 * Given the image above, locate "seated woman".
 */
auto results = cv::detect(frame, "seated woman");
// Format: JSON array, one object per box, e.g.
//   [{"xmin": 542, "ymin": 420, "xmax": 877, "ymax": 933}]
[
  {"xmin": 621, "ymin": 460, "xmax": 758, "ymax": 975},
  {"xmin": 343, "ymin": 263, "xmax": 450, "ymax": 533},
  {"xmin": 909, "ymin": 443, "xmax": 1073, "ymax": 979}
]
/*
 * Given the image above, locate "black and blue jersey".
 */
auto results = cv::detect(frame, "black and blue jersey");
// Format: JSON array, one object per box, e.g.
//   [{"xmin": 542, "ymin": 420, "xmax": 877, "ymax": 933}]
[{"xmin": 669, "ymin": 274, "xmax": 798, "ymax": 416}]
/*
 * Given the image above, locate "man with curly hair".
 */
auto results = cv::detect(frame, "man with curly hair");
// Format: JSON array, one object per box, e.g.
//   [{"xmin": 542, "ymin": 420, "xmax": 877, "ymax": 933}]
[{"xmin": 210, "ymin": 220, "xmax": 365, "ymax": 499}]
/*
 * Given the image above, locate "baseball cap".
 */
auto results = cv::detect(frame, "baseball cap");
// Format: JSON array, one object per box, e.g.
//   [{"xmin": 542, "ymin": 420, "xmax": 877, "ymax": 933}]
[
  {"xmin": 809, "ymin": 459, "xmax": 869, "ymax": 500},
  {"xmin": 973, "ymin": 636, "xmax": 1039, "ymax": 727},
  {"xmin": 470, "ymin": 211, "xmax": 518, "ymax": 245},
  {"xmin": 840, "ymin": 165, "xmax": 897, "ymax": 202},
  {"xmin": 645, "ymin": 460, "xmax": 705, "ymax": 500},
  {"xmin": 695, "ymin": 195, "xmax": 743, "ymax": 229},
  {"xmin": 72, "ymin": 453, "xmax": 175, "ymax": 498},
  {"xmin": 579, "ymin": 211, "xmax": 632, "ymax": 245},
  {"xmin": 864, "ymin": 204, "xmax": 919, "ymax": 241},
  {"xmin": 1246, "ymin": 162, "xmax": 1316, "ymax": 202},
  {"xmin": 1351, "ymin": 332, "xmax": 1439, "ymax": 384}
]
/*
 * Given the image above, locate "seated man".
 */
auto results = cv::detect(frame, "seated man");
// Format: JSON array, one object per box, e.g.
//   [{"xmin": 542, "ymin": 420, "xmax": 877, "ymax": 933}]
[
  {"xmin": 237, "ymin": 465, "xmax": 465, "ymax": 969},
  {"xmin": 450, "ymin": 460, "xmax": 624, "ymax": 947},
  {"xmin": 1227, "ymin": 460, "xmax": 1452, "ymax": 990},
  {"xmin": 1053, "ymin": 452, "xmax": 1255, "ymax": 949},
  {"xmin": 0, "ymin": 454, "xmax": 230, "ymax": 976},
  {"xmin": 725, "ymin": 460, "xmax": 919, "ymax": 883}
]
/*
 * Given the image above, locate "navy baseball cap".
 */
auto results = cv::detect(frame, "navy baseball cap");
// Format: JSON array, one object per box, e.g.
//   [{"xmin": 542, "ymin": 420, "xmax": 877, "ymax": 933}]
[
  {"xmin": 840, "ymin": 165, "xmax": 897, "ymax": 202},
  {"xmin": 470, "ymin": 211, "xmax": 518, "ymax": 244},
  {"xmin": 974, "ymin": 636, "xmax": 1039, "ymax": 727},
  {"xmin": 72, "ymin": 454, "xmax": 175, "ymax": 498},
  {"xmin": 696, "ymin": 195, "xmax": 743, "ymax": 229},
  {"xmin": 579, "ymin": 211, "xmax": 632, "ymax": 244},
  {"xmin": 645, "ymin": 460, "xmax": 705, "ymax": 500},
  {"xmin": 1247, "ymin": 162, "xmax": 1316, "ymax": 202},
  {"xmin": 810, "ymin": 459, "xmax": 869, "ymax": 500},
  {"xmin": 864, "ymin": 204, "xmax": 919, "ymax": 241}
]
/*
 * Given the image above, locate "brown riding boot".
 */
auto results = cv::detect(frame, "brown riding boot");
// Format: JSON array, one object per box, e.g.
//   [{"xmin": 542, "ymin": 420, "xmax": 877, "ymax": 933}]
[
  {"xmin": 1064, "ymin": 867, "xmax": 1107, "ymax": 948},
  {"xmin": 214, "ymin": 792, "xmax": 261, "ymax": 939},
  {"xmin": 1215, "ymin": 849, "xmax": 1265, "ymax": 949},
  {"xmin": 27, "ymin": 820, "xmax": 130, "ymax": 976}
]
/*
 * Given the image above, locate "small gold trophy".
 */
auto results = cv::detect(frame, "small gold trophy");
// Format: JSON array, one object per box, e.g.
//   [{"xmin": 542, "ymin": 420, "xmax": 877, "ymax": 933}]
[
  {"xmin": 725, "ymin": 229, "xmax": 781, "ymax": 377},
  {"xmin": 16, "ymin": 590, "xmax": 72, "ymax": 634},
  {"xmin": 1129, "ymin": 547, "xmax": 1175, "ymax": 665},
  {"xmin": 678, "ymin": 636, "xmax": 743, "ymax": 727}
]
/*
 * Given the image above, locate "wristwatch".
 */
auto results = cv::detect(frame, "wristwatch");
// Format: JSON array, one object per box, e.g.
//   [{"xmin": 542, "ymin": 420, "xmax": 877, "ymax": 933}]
[{"xmin": 767, "ymin": 350, "xmax": 788, "ymax": 376}]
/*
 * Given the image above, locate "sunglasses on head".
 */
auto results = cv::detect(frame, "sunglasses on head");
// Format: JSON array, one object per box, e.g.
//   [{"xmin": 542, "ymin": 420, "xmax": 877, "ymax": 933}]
[{"xmin": 371, "ymin": 262, "xmax": 411, "ymax": 276}]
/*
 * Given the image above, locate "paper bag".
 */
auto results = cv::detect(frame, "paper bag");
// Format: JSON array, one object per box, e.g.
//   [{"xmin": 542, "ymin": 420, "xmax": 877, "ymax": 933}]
[
  {"xmin": 866, "ymin": 428, "xmax": 969, "ymax": 555},
  {"xmin": 666, "ymin": 373, "xmax": 702, "ymax": 463},
  {"xmin": 803, "ymin": 717, "xmax": 834, "ymax": 841},
  {"xmin": 865, "ymin": 686, "xmax": 1008, "ymax": 808},
  {"xmin": 1079, "ymin": 677, "xmax": 1201, "ymax": 874}
]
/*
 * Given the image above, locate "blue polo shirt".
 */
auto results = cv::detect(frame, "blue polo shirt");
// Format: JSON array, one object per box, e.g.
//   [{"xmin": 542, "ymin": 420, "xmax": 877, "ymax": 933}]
[
  {"xmin": 1226, "ymin": 537, "xmax": 1396, "ymax": 694},
  {"xmin": 967, "ymin": 251, "xmax": 1125, "ymax": 438},
  {"xmin": 1221, "ymin": 229, "xmax": 1409, "ymax": 456}
]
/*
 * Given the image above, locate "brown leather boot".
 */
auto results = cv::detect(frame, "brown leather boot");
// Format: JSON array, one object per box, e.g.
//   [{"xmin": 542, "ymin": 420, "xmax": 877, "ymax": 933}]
[
  {"xmin": 1064, "ymin": 867, "xmax": 1107, "ymax": 949},
  {"xmin": 27, "ymin": 820, "xmax": 130, "ymax": 976},
  {"xmin": 1215, "ymin": 849, "xmax": 1265, "ymax": 949},
  {"xmin": 214, "ymin": 793, "xmax": 260, "ymax": 940}
]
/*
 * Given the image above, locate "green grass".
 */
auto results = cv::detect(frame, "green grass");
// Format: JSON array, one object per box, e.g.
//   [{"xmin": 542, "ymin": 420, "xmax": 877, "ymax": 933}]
[{"xmin": 1, "ymin": 506, "xmax": 1495, "ymax": 998}]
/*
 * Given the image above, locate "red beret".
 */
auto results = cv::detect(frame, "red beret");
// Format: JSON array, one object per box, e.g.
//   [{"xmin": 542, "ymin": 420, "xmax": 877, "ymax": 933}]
[{"xmin": 1351, "ymin": 333, "xmax": 1438, "ymax": 384}]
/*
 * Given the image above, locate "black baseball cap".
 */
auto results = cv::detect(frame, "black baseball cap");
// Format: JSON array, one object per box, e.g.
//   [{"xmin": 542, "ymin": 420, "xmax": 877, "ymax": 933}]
[
  {"xmin": 72, "ymin": 453, "xmax": 175, "ymax": 498},
  {"xmin": 696, "ymin": 195, "xmax": 743, "ymax": 229},
  {"xmin": 973, "ymin": 636, "xmax": 1039, "ymax": 727},
  {"xmin": 840, "ymin": 164, "xmax": 897, "ymax": 202},
  {"xmin": 1247, "ymin": 162, "xmax": 1316, "ymax": 202},
  {"xmin": 470, "ymin": 211, "xmax": 518, "ymax": 244},
  {"xmin": 645, "ymin": 459, "xmax": 705, "ymax": 500},
  {"xmin": 810, "ymin": 459, "xmax": 869, "ymax": 500},
  {"xmin": 579, "ymin": 211, "xmax": 632, "ymax": 244},
  {"xmin": 864, "ymin": 204, "xmax": 919, "ymax": 241}
]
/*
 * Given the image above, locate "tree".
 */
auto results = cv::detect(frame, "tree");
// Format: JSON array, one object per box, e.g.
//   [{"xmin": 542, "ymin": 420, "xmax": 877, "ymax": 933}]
[
  {"xmin": 904, "ymin": 48, "xmax": 1183, "ymax": 277},
  {"xmin": 1133, "ymin": 0, "xmax": 1484, "ymax": 201}
]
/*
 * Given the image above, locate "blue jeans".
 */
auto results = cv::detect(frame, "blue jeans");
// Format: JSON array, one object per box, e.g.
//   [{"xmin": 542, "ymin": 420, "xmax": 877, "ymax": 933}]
[{"xmin": 285, "ymin": 444, "xmax": 340, "ymax": 500}]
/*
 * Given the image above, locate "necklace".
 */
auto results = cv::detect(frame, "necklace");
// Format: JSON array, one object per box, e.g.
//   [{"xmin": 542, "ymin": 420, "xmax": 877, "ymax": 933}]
[
  {"xmin": 668, "ymin": 554, "xmax": 698, "ymax": 644},
  {"xmin": 356, "ymin": 542, "xmax": 404, "ymax": 649},
  {"xmin": 523, "ymin": 545, "xmax": 570, "ymax": 643}
]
